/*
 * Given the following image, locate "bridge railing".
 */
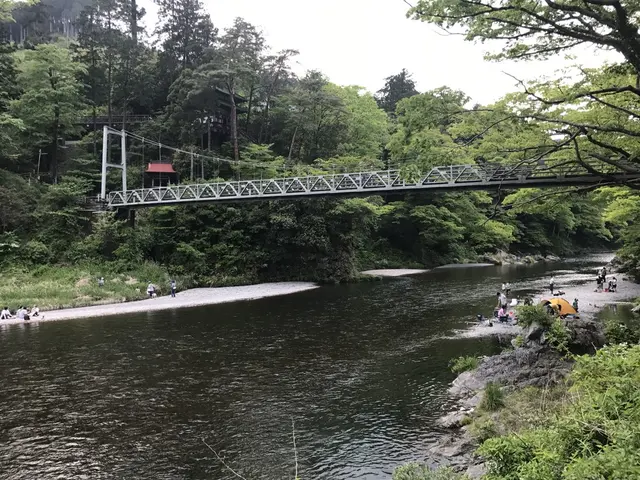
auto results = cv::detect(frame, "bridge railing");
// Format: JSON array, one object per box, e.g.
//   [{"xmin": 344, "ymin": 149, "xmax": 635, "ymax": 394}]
[{"xmin": 105, "ymin": 159, "xmax": 640, "ymax": 207}]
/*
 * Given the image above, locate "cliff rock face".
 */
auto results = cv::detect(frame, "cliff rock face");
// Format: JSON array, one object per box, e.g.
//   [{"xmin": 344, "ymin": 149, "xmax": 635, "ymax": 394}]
[{"xmin": 429, "ymin": 318, "xmax": 606, "ymax": 477}]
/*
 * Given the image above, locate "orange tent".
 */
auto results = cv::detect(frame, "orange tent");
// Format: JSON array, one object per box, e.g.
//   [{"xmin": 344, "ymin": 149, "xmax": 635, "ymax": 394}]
[{"xmin": 540, "ymin": 298, "xmax": 578, "ymax": 317}]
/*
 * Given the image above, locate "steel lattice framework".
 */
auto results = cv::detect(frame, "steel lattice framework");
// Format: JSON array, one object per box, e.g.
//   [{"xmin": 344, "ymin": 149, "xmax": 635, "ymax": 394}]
[{"xmin": 103, "ymin": 159, "xmax": 640, "ymax": 208}]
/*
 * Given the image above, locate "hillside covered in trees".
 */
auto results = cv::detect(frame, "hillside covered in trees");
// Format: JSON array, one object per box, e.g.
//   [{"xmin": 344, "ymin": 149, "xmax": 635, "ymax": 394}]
[{"xmin": 0, "ymin": 0, "xmax": 638, "ymax": 293}]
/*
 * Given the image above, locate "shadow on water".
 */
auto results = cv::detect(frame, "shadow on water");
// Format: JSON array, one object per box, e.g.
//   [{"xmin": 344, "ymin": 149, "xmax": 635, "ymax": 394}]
[{"xmin": 0, "ymin": 253, "xmax": 620, "ymax": 479}]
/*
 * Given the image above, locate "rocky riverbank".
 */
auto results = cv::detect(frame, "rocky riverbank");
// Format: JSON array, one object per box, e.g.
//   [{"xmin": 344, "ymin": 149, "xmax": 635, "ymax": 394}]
[
  {"xmin": 430, "ymin": 315, "xmax": 609, "ymax": 478},
  {"xmin": 478, "ymin": 250, "xmax": 561, "ymax": 266}
]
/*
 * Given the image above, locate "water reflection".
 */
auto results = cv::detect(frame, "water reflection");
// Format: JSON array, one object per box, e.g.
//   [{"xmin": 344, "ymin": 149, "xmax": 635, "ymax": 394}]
[{"xmin": 0, "ymin": 253, "xmax": 621, "ymax": 479}]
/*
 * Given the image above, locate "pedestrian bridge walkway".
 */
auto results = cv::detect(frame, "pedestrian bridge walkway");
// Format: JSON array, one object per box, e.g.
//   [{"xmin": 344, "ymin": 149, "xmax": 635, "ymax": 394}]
[{"xmin": 103, "ymin": 159, "xmax": 640, "ymax": 208}]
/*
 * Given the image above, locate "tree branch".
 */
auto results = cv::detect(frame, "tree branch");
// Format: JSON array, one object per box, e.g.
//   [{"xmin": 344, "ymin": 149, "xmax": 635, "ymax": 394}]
[{"xmin": 202, "ymin": 438, "xmax": 248, "ymax": 480}]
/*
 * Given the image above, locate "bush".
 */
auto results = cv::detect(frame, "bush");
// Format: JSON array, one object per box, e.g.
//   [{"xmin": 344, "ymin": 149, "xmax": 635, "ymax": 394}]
[
  {"xmin": 449, "ymin": 355, "xmax": 479, "ymax": 374},
  {"xmin": 392, "ymin": 464, "xmax": 467, "ymax": 480},
  {"xmin": 480, "ymin": 382, "xmax": 505, "ymax": 411},
  {"xmin": 469, "ymin": 418, "xmax": 497, "ymax": 442},
  {"xmin": 476, "ymin": 344, "xmax": 640, "ymax": 480},
  {"xmin": 517, "ymin": 304, "xmax": 554, "ymax": 328},
  {"xmin": 604, "ymin": 318, "xmax": 640, "ymax": 345},
  {"xmin": 513, "ymin": 335, "xmax": 524, "ymax": 348},
  {"xmin": 21, "ymin": 240, "xmax": 51, "ymax": 264},
  {"xmin": 546, "ymin": 318, "xmax": 570, "ymax": 354}
]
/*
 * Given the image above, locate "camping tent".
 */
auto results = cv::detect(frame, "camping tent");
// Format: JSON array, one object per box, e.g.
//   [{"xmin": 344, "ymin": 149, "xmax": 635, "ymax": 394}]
[{"xmin": 540, "ymin": 298, "xmax": 578, "ymax": 317}]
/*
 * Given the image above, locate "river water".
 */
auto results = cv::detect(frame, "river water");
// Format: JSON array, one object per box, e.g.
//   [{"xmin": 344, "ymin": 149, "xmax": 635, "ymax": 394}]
[{"xmin": 0, "ymin": 253, "xmax": 629, "ymax": 479}]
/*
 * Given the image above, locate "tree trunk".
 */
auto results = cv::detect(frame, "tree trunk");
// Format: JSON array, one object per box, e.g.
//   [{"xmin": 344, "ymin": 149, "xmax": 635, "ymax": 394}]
[
  {"xmin": 245, "ymin": 84, "xmax": 255, "ymax": 135},
  {"xmin": 288, "ymin": 126, "xmax": 298, "ymax": 163},
  {"xmin": 229, "ymin": 82, "xmax": 240, "ymax": 161},
  {"xmin": 52, "ymin": 108, "xmax": 59, "ymax": 184},
  {"xmin": 259, "ymin": 72, "xmax": 281, "ymax": 144},
  {"xmin": 130, "ymin": 0, "xmax": 138, "ymax": 44}
]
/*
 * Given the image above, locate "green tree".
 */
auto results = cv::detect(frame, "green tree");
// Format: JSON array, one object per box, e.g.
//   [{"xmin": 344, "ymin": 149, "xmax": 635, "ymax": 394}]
[
  {"xmin": 327, "ymin": 84, "xmax": 389, "ymax": 159},
  {"xmin": 11, "ymin": 43, "xmax": 87, "ymax": 183},
  {"xmin": 375, "ymin": 68, "xmax": 419, "ymax": 115},
  {"xmin": 200, "ymin": 17, "xmax": 266, "ymax": 161},
  {"xmin": 154, "ymin": 0, "xmax": 215, "ymax": 76}
]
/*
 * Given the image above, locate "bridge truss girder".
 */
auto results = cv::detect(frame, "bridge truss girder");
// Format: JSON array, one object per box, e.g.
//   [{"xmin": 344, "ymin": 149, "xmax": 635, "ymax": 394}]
[{"xmin": 105, "ymin": 161, "xmax": 640, "ymax": 208}]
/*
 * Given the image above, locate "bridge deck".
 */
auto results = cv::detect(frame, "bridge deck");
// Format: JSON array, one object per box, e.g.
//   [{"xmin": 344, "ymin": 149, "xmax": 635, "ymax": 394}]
[{"xmin": 105, "ymin": 161, "xmax": 640, "ymax": 208}]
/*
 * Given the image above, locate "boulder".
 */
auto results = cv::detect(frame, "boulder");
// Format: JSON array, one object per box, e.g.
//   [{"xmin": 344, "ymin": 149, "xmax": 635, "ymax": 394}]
[
  {"xmin": 449, "ymin": 344, "xmax": 573, "ymax": 403},
  {"xmin": 562, "ymin": 317, "xmax": 606, "ymax": 354},
  {"xmin": 465, "ymin": 463, "xmax": 487, "ymax": 479},
  {"xmin": 524, "ymin": 322, "xmax": 545, "ymax": 344},
  {"xmin": 437, "ymin": 411, "xmax": 468, "ymax": 429},
  {"xmin": 545, "ymin": 254, "xmax": 561, "ymax": 261}
]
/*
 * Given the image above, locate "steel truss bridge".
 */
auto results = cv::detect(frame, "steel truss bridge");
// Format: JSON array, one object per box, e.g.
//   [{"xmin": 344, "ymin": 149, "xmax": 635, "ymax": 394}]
[{"xmin": 103, "ymin": 159, "xmax": 640, "ymax": 209}]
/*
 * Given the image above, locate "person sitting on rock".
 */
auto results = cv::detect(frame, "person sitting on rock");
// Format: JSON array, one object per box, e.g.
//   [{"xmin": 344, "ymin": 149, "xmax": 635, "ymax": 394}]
[{"xmin": 611, "ymin": 277, "xmax": 618, "ymax": 292}]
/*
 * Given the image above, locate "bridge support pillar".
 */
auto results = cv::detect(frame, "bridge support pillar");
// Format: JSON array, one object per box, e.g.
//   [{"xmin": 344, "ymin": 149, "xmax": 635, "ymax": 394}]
[{"xmin": 128, "ymin": 209, "xmax": 135, "ymax": 228}]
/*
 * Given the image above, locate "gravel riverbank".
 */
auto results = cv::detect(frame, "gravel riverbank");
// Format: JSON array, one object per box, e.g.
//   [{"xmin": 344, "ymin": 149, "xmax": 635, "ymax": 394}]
[{"xmin": 0, "ymin": 282, "xmax": 318, "ymax": 325}]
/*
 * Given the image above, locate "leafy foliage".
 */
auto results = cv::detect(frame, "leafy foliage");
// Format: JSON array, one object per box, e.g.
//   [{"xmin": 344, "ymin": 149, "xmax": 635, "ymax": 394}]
[
  {"xmin": 477, "ymin": 344, "xmax": 640, "ymax": 480},
  {"xmin": 480, "ymin": 382, "xmax": 505, "ymax": 412},
  {"xmin": 392, "ymin": 464, "xmax": 467, "ymax": 480},
  {"xmin": 517, "ymin": 305, "xmax": 554, "ymax": 328},
  {"xmin": 449, "ymin": 355, "xmax": 479, "ymax": 374}
]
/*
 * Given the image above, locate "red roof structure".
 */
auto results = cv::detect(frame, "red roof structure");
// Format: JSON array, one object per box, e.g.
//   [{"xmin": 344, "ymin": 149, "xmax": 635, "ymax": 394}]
[{"xmin": 145, "ymin": 163, "xmax": 176, "ymax": 174}]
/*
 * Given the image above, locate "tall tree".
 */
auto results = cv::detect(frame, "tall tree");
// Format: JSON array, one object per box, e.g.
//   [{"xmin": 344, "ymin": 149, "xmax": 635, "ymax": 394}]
[
  {"xmin": 408, "ymin": 0, "xmax": 640, "ymax": 184},
  {"xmin": 375, "ymin": 68, "xmax": 418, "ymax": 115},
  {"xmin": 11, "ymin": 43, "xmax": 87, "ymax": 183},
  {"xmin": 154, "ymin": 0, "xmax": 215, "ymax": 73},
  {"xmin": 275, "ymin": 70, "xmax": 346, "ymax": 162},
  {"xmin": 201, "ymin": 17, "xmax": 265, "ymax": 161},
  {"xmin": 257, "ymin": 48, "xmax": 298, "ymax": 143}
]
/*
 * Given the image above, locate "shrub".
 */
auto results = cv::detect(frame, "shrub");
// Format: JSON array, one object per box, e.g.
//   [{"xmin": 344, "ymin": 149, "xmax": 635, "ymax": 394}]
[
  {"xmin": 546, "ymin": 318, "xmax": 570, "ymax": 354},
  {"xmin": 469, "ymin": 418, "xmax": 498, "ymax": 442},
  {"xmin": 449, "ymin": 355, "xmax": 479, "ymax": 374},
  {"xmin": 476, "ymin": 345, "xmax": 640, "ymax": 479},
  {"xmin": 517, "ymin": 304, "xmax": 554, "ymax": 328},
  {"xmin": 21, "ymin": 240, "xmax": 51, "ymax": 264},
  {"xmin": 480, "ymin": 382, "xmax": 505, "ymax": 411},
  {"xmin": 604, "ymin": 318, "xmax": 640, "ymax": 345},
  {"xmin": 513, "ymin": 335, "xmax": 524, "ymax": 348},
  {"xmin": 392, "ymin": 463, "xmax": 467, "ymax": 480}
]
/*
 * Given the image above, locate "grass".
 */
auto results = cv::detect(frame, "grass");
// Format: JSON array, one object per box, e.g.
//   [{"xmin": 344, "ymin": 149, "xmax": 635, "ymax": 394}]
[
  {"xmin": 468, "ymin": 384, "xmax": 570, "ymax": 441},
  {"xmin": 480, "ymin": 382, "xmax": 505, "ymax": 411},
  {"xmin": 0, "ymin": 262, "xmax": 171, "ymax": 311},
  {"xmin": 449, "ymin": 355, "xmax": 480, "ymax": 374}
]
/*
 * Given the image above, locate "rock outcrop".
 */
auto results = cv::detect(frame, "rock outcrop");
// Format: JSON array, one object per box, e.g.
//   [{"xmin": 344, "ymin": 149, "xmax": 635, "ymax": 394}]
[
  {"xmin": 479, "ymin": 250, "xmax": 561, "ymax": 266},
  {"xmin": 429, "ymin": 318, "xmax": 606, "ymax": 475}
]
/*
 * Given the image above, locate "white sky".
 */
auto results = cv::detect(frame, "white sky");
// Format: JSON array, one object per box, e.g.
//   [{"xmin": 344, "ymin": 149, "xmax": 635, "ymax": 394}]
[{"xmin": 140, "ymin": 0, "xmax": 619, "ymax": 105}]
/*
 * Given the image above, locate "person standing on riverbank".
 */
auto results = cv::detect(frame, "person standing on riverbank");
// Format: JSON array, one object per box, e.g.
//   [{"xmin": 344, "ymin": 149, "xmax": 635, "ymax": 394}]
[
  {"xmin": 147, "ymin": 283, "xmax": 155, "ymax": 298},
  {"xmin": 497, "ymin": 291, "xmax": 507, "ymax": 309},
  {"xmin": 170, "ymin": 279, "xmax": 176, "ymax": 298},
  {"xmin": 98, "ymin": 277, "xmax": 104, "ymax": 288},
  {"xmin": 549, "ymin": 277, "xmax": 555, "ymax": 294}
]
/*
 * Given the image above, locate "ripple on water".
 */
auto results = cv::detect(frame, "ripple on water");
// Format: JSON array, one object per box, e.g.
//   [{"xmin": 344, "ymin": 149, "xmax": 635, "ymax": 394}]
[{"xmin": 0, "ymin": 255, "xmax": 623, "ymax": 479}]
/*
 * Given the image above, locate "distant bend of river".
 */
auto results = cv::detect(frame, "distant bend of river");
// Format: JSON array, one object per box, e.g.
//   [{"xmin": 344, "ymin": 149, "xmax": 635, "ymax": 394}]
[{"xmin": 0, "ymin": 253, "xmax": 625, "ymax": 479}]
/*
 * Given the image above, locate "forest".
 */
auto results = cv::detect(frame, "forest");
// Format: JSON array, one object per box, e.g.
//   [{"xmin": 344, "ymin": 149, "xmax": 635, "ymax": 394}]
[{"xmin": 0, "ymin": 0, "xmax": 639, "ymax": 301}]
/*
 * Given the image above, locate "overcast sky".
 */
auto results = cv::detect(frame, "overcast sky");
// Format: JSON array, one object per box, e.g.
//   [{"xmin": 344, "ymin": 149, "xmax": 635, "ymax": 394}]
[{"xmin": 141, "ymin": 0, "xmax": 618, "ymax": 105}]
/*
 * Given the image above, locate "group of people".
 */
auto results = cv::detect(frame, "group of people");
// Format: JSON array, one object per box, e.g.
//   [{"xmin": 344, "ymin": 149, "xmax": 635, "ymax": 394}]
[
  {"xmin": 0, "ymin": 305, "xmax": 40, "ymax": 321},
  {"xmin": 596, "ymin": 267, "xmax": 617, "ymax": 292},
  {"xmin": 146, "ymin": 280, "xmax": 177, "ymax": 298},
  {"xmin": 495, "ymin": 283, "xmax": 515, "ymax": 323}
]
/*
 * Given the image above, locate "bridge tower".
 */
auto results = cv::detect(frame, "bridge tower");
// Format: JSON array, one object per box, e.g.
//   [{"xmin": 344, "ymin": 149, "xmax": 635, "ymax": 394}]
[{"xmin": 100, "ymin": 126, "xmax": 127, "ymax": 201}]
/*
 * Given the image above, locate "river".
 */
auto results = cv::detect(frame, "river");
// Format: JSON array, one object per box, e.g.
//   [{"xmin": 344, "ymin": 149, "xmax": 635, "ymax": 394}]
[{"xmin": 0, "ymin": 253, "xmax": 631, "ymax": 479}]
